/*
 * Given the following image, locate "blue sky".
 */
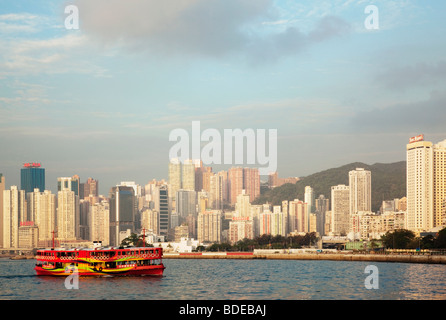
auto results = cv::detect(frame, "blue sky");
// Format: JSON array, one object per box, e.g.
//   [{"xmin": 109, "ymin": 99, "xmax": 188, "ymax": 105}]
[{"xmin": 1, "ymin": 0, "xmax": 445, "ymax": 195}]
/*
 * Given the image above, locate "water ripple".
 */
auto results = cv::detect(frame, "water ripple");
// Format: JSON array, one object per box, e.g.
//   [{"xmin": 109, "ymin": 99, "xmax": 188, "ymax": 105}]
[{"xmin": 0, "ymin": 258, "xmax": 445, "ymax": 299}]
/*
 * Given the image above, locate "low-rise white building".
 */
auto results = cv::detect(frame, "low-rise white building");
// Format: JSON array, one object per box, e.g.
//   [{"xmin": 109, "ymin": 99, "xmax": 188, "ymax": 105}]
[{"xmin": 157, "ymin": 237, "xmax": 200, "ymax": 253}]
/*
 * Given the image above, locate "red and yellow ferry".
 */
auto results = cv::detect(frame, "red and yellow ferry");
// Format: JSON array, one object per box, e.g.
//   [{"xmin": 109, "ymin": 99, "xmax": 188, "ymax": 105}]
[{"xmin": 35, "ymin": 246, "xmax": 165, "ymax": 276}]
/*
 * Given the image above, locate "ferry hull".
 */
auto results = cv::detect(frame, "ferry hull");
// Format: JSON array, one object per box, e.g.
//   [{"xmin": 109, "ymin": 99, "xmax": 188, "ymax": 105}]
[{"xmin": 34, "ymin": 265, "xmax": 165, "ymax": 277}]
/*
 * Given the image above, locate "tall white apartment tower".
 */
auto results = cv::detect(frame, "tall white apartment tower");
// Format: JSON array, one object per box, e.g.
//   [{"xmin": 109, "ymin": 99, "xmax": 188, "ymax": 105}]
[
  {"xmin": 28, "ymin": 189, "xmax": 56, "ymax": 245},
  {"xmin": 3, "ymin": 186, "xmax": 26, "ymax": 249},
  {"xmin": 57, "ymin": 177, "xmax": 80, "ymax": 241},
  {"xmin": 349, "ymin": 168, "xmax": 372, "ymax": 215},
  {"xmin": 331, "ymin": 185, "xmax": 350, "ymax": 236},
  {"xmin": 235, "ymin": 190, "xmax": 251, "ymax": 218},
  {"xmin": 182, "ymin": 159, "xmax": 196, "ymax": 191},
  {"xmin": 90, "ymin": 200, "xmax": 110, "ymax": 246},
  {"xmin": 433, "ymin": 139, "xmax": 446, "ymax": 227},
  {"xmin": 406, "ymin": 136, "xmax": 434, "ymax": 232},
  {"xmin": 304, "ymin": 186, "xmax": 315, "ymax": 231},
  {"xmin": 168, "ymin": 158, "xmax": 182, "ymax": 213}
]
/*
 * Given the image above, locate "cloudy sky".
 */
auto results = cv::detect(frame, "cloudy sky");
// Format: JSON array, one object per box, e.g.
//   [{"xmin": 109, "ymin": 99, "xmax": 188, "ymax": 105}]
[{"xmin": 1, "ymin": 0, "xmax": 445, "ymax": 195}]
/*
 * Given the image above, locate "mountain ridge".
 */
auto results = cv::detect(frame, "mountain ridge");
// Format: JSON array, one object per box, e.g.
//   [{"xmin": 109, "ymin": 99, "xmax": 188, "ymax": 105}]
[{"xmin": 254, "ymin": 161, "xmax": 406, "ymax": 212}]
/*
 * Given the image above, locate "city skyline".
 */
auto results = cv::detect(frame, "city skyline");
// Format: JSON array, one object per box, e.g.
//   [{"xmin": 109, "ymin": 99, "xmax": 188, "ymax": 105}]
[
  {"xmin": 1, "ymin": 135, "xmax": 444, "ymax": 250},
  {"xmin": 1, "ymin": 1, "xmax": 446, "ymax": 195}
]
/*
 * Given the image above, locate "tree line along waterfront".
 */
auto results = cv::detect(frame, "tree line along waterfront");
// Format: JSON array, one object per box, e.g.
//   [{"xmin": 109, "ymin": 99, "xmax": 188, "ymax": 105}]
[{"xmin": 121, "ymin": 228, "xmax": 446, "ymax": 253}]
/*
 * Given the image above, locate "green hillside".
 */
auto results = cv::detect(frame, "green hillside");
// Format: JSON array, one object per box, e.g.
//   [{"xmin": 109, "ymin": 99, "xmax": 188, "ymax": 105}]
[{"xmin": 254, "ymin": 161, "xmax": 406, "ymax": 212}]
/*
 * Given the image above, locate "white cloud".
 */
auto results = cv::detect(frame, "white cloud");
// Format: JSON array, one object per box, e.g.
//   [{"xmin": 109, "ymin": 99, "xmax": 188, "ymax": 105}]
[
  {"xmin": 0, "ymin": 33, "xmax": 109, "ymax": 78},
  {"xmin": 75, "ymin": 0, "xmax": 351, "ymax": 62}
]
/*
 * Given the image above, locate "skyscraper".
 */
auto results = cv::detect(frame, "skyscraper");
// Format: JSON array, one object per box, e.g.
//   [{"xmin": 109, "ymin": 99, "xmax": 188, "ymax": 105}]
[
  {"xmin": 109, "ymin": 185, "xmax": 136, "ymax": 246},
  {"xmin": 182, "ymin": 159, "xmax": 196, "ymax": 191},
  {"xmin": 209, "ymin": 173, "xmax": 224, "ymax": 210},
  {"xmin": 3, "ymin": 186, "xmax": 26, "ymax": 249},
  {"xmin": 227, "ymin": 167, "xmax": 260, "ymax": 205},
  {"xmin": 349, "ymin": 168, "xmax": 372, "ymax": 215},
  {"xmin": 304, "ymin": 186, "xmax": 315, "ymax": 231},
  {"xmin": 288, "ymin": 199, "xmax": 308, "ymax": 233},
  {"xmin": 406, "ymin": 137, "xmax": 434, "ymax": 232},
  {"xmin": 58, "ymin": 175, "xmax": 80, "ymax": 195},
  {"xmin": 433, "ymin": 139, "xmax": 446, "ymax": 227},
  {"xmin": 0, "ymin": 174, "xmax": 5, "ymax": 248},
  {"xmin": 27, "ymin": 189, "xmax": 56, "ymax": 246},
  {"xmin": 228, "ymin": 167, "xmax": 244, "ymax": 205},
  {"xmin": 331, "ymin": 185, "xmax": 350, "ymax": 236},
  {"xmin": 243, "ymin": 168, "xmax": 260, "ymax": 203},
  {"xmin": 315, "ymin": 195, "xmax": 329, "ymax": 236},
  {"xmin": 197, "ymin": 210, "xmax": 221, "ymax": 243},
  {"xmin": 159, "ymin": 185, "xmax": 169, "ymax": 237},
  {"xmin": 57, "ymin": 178, "xmax": 79, "ymax": 241},
  {"xmin": 168, "ymin": 158, "xmax": 182, "ymax": 213},
  {"xmin": 80, "ymin": 177, "xmax": 99, "ymax": 199},
  {"xmin": 20, "ymin": 163, "xmax": 45, "ymax": 194},
  {"xmin": 140, "ymin": 207, "xmax": 159, "ymax": 235},
  {"xmin": 176, "ymin": 189, "xmax": 197, "ymax": 220},
  {"xmin": 90, "ymin": 200, "xmax": 110, "ymax": 246}
]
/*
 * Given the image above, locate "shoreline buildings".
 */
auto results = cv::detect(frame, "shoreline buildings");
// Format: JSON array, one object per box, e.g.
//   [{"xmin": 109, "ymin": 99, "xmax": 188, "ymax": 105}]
[
  {"xmin": 2, "ymin": 133, "xmax": 445, "ymax": 250},
  {"xmin": 406, "ymin": 135, "xmax": 446, "ymax": 233}
]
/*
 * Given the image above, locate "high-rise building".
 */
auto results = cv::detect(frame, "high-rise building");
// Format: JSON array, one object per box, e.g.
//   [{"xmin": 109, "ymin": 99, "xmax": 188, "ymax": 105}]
[
  {"xmin": 282, "ymin": 200, "xmax": 289, "ymax": 234},
  {"xmin": 182, "ymin": 159, "xmax": 196, "ymax": 191},
  {"xmin": 20, "ymin": 163, "xmax": 45, "ymax": 194},
  {"xmin": 268, "ymin": 172, "xmax": 279, "ymax": 188},
  {"xmin": 159, "ymin": 185, "xmax": 169, "ymax": 238},
  {"xmin": 331, "ymin": 185, "xmax": 350, "ymax": 236},
  {"xmin": 0, "ymin": 174, "xmax": 5, "ymax": 248},
  {"xmin": 209, "ymin": 173, "xmax": 224, "ymax": 210},
  {"xmin": 235, "ymin": 190, "xmax": 251, "ymax": 218},
  {"xmin": 27, "ymin": 189, "xmax": 56, "ymax": 246},
  {"xmin": 201, "ymin": 167, "xmax": 213, "ymax": 193},
  {"xmin": 57, "ymin": 176, "xmax": 80, "ymax": 195},
  {"xmin": 349, "ymin": 168, "xmax": 372, "ymax": 215},
  {"xmin": 433, "ymin": 139, "xmax": 446, "ymax": 227},
  {"xmin": 406, "ymin": 137, "xmax": 434, "ymax": 232},
  {"xmin": 304, "ymin": 186, "xmax": 315, "ymax": 231},
  {"xmin": 315, "ymin": 195, "xmax": 329, "ymax": 236},
  {"xmin": 140, "ymin": 207, "xmax": 159, "ymax": 235},
  {"xmin": 197, "ymin": 210, "xmax": 221, "ymax": 243},
  {"xmin": 228, "ymin": 167, "xmax": 244, "ymax": 205},
  {"xmin": 176, "ymin": 189, "xmax": 197, "ymax": 220},
  {"xmin": 57, "ymin": 178, "xmax": 79, "ymax": 241},
  {"xmin": 243, "ymin": 168, "xmax": 260, "ymax": 203},
  {"xmin": 79, "ymin": 199, "xmax": 90, "ymax": 240},
  {"xmin": 80, "ymin": 177, "xmax": 99, "ymax": 199},
  {"xmin": 228, "ymin": 167, "xmax": 260, "ymax": 205},
  {"xmin": 90, "ymin": 200, "xmax": 110, "ymax": 246},
  {"xmin": 259, "ymin": 210, "xmax": 272, "ymax": 236},
  {"xmin": 228, "ymin": 217, "xmax": 253, "ymax": 244},
  {"xmin": 3, "ymin": 186, "xmax": 26, "ymax": 249},
  {"xmin": 288, "ymin": 199, "xmax": 308, "ymax": 233},
  {"xmin": 168, "ymin": 158, "xmax": 182, "ymax": 211},
  {"xmin": 109, "ymin": 186, "xmax": 136, "ymax": 246},
  {"xmin": 271, "ymin": 206, "xmax": 286, "ymax": 236}
]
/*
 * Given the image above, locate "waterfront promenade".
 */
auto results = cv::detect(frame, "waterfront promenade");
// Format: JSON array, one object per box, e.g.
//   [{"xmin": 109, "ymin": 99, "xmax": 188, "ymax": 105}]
[{"xmin": 163, "ymin": 251, "xmax": 446, "ymax": 264}]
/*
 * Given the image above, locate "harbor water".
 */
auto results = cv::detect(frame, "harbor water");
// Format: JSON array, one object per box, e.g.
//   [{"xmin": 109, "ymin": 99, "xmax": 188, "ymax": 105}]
[{"xmin": 1, "ymin": 257, "xmax": 445, "ymax": 300}]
